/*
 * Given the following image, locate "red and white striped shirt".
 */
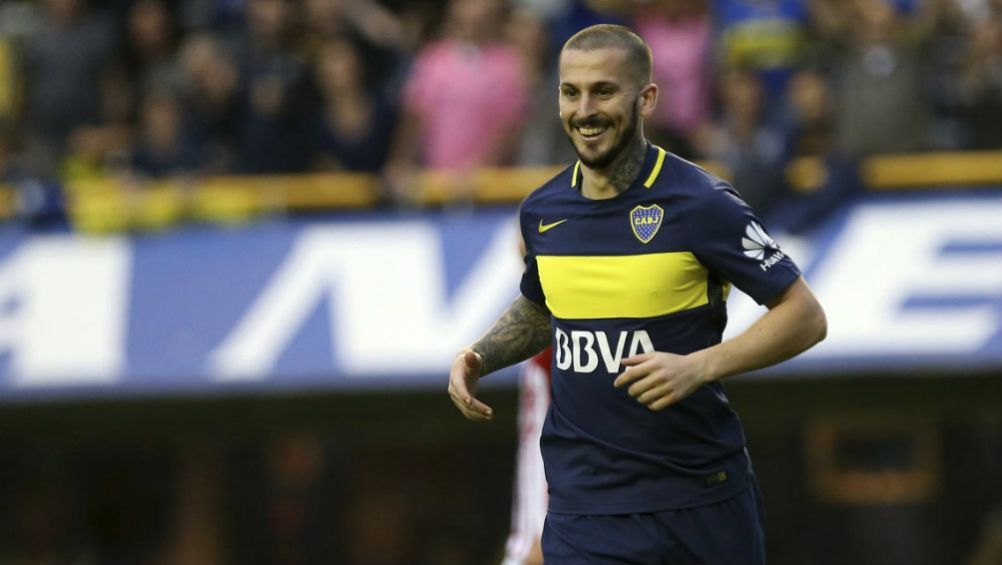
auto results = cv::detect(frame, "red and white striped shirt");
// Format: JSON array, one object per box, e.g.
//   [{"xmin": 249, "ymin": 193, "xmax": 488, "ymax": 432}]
[{"xmin": 502, "ymin": 348, "xmax": 551, "ymax": 565}]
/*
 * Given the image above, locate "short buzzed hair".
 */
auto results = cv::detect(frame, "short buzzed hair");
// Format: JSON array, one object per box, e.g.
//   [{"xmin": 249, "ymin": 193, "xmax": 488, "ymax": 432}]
[{"xmin": 562, "ymin": 24, "xmax": 653, "ymax": 85}]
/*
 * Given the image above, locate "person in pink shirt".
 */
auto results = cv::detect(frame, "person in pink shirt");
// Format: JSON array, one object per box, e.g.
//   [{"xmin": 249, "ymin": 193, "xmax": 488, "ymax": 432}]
[
  {"xmin": 633, "ymin": 0, "xmax": 711, "ymax": 158},
  {"xmin": 385, "ymin": 0, "xmax": 528, "ymax": 199}
]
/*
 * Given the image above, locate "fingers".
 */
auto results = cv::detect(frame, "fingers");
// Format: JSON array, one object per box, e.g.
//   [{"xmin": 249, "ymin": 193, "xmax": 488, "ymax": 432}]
[
  {"xmin": 615, "ymin": 353, "xmax": 693, "ymax": 410},
  {"xmin": 449, "ymin": 392, "xmax": 494, "ymax": 421},
  {"xmin": 613, "ymin": 361, "xmax": 650, "ymax": 388},
  {"xmin": 468, "ymin": 397, "xmax": 495, "ymax": 421},
  {"xmin": 622, "ymin": 375, "xmax": 674, "ymax": 410},
  {"xmin": 614, "ymin": 363, "xmax": 674, "ymax": 410},
  {"xmin": 448, "ymin": 361, "xmax": 474, "ymax": 404},
  {"xmin": 620, "ymin": 353, "xmax": 652, "ymax": 366},
  {"xmin": 614, "ymin": 361, "xmax": 677, "ymax": 411},
  {"xmin": 627, "ymin": 376, "xmax": 660, "ymax": 398},
  {"xmin": 647, "ymin": 395, "xmax": 676, "ymax": 411},
  {"xmin": 636, "ymin": 385, "xmax": 671, "ymax": 406},
  {"xmin": 447, "ymin": 379, "xmax": 494, "ymax": 421},
  {"xmin": 621, "ymin": 378, "xmax": 675, "ymax": 411},
  {"xmin": 447, "ymin": 352, "xmax": 493, "ymax": 422}
]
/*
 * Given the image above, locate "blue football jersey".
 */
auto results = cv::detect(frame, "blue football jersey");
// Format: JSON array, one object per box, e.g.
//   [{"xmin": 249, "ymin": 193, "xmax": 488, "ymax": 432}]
[{"xmin": 519, "ymin": 143, "xmax": 800, "ymax": 514}]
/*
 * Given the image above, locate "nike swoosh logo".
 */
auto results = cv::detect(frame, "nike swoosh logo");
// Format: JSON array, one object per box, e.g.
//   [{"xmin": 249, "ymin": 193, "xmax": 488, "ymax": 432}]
[{"xmin": 538, "ymin": 219, "xmax": 568, "ymax": 233}]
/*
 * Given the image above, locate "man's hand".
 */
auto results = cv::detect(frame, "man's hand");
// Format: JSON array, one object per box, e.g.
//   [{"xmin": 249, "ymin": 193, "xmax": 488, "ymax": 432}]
[
  {"xmin": 446, "ymin": 296, "xmax": 552, "ymax": 421},
  {"xmin": 613, "ymin": 352, "xmax": 709, "ymax": 411},
  {"xmin": 448, "ymin": 350, "xmax": 494, "ymax": 422}
]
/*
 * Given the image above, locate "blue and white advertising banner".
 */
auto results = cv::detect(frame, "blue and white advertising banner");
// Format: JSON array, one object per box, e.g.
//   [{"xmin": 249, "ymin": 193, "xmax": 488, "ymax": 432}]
[
  {"xmin": 726, "ymin": 192, "xmax": 1002, "ymax": 375},
  {"xmin": 0, "ymin": 192, "xmax": 1000, "ymax": 400}
]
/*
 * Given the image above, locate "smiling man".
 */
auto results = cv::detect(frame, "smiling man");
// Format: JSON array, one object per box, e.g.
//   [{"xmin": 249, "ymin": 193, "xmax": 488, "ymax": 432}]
[{"xmin": 448, "ymin": 24, "xmax": 827, "ymax": 565}]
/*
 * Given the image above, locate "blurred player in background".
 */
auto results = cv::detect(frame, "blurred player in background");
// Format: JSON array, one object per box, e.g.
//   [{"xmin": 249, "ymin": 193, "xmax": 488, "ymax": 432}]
[
  {"xmin": 449, "ymin": 24, "xmax": 826, "ymax": 564},
  {"xmin": 500, "ymin": 347, "xmax": 550, "ymax": 565}
]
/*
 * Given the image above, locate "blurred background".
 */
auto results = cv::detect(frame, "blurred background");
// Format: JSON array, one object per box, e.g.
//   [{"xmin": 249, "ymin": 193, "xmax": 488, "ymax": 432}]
[{"xmin": 0, "ymin": 0, "xmax": 1001, "ymax": 563}]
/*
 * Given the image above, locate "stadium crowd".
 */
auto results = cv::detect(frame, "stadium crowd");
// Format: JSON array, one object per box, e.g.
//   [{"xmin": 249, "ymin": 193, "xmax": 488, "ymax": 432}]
[{"xmin": 0, "ymin": 0, "xmax": 1001, "ymax": 221}]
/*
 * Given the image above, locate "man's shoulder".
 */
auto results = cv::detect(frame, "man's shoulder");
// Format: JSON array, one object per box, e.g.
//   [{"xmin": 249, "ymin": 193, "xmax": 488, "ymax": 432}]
[
  {"xmin": 520, "ymin": 163, "xmax": 577, "ymax": 214},
  {"xmin": 656, "ymin": 152, "xmax": 728, "ymax": 194},
  {"xmin": 648, "ymin": 151, "xmax": 744, "ymax": 213}
]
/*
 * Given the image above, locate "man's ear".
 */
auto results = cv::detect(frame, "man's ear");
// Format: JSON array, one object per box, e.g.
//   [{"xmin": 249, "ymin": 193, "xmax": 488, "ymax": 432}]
[{"xmin": 639, "ymin": 83, "xmax": 658, "ymax": 119}]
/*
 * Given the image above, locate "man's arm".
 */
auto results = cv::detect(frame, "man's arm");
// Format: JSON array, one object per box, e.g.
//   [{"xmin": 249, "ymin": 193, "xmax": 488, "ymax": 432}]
[
  {"xmin": 472, "ymin": 295, "xmax": 552, "ymax": 375},
  {"xmin": 448, "ymin": 295, "xmax": 551, "ymax": 421},
  {"xmin": 614, "ymin": 277, "xmax": 826, "ymax": 410}
]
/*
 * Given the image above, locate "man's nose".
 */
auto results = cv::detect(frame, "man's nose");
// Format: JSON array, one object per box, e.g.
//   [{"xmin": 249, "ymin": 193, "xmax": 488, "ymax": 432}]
[{"xmin": 577, "ymin": 94, "xmax": 598, "ymax": 118}]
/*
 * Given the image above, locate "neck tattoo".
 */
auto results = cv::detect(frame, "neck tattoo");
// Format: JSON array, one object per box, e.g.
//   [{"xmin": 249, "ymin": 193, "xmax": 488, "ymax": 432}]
[{"xmin": 608, "ymin": 137, "xmax": 647, "ymax": 194}]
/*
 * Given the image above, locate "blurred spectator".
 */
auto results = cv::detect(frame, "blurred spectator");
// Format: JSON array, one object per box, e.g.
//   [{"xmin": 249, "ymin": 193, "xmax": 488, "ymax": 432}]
[
  {"xmin": 302, "ymin": 0, "xmax": 408, "ymax": 59},
  {"xmin": 21, "ymin": 0, "xmax": 117, "ymax": 178},
  {"xmin": 812, "ymin": 0, "xmax": 936, "ymax": 157},
  {"xmin": 712, "ymin": 0, "xmax": 811, "ymax": 100},
  {"xmin": 302, "ymin": 0, "xmax": 410, "ymax": 99},
  {"xmin": 235, "ymin": 0, "xmax": 302, "ymax": 73},
  {"xmin": 130, "ymin": 88, "xmax": 204, "ymax": 178},
  {"xmin": 59, "ymin": 67, "xmax": 134, "ymax": 185},
  {"xmin": 952, "ymin": 16, "xmax": 1002, "ymax": 148},
  {"xmin": 123, "ymin": 0, "xmax": 183, "ymax": 95},
  {"xmin": 694, "ymin": 67, "xmax": 787, "ymax": 215},
  {"xmin": 178, "ymin": 34, "xmax": 242, "ymax": 173},
  {"xmin": 309, "ymin": 37, "xmax": 398, "ymax": 172},
  {"xmin": 782, "ymin": 67, "xmax": 835, "ymax": 158},
  {"xmin": 508, "ymin": 7, "xmax": 577, "ymax": 166},
  {"xmin": 771, "ymin": 67, "xmax": 859, "ymax": 234},
  {"xmin": 634, "ymin": 0, "xmax": 711, "ymax": 158},
  {"xmin": 233, "ymin": 0, "xmax": 312, "ymax": 174},
  {"xmin": 60, "ymin": 127, "xmax": 118, "ymax": 184},
  {"xmin": 385, "ymin": 0, "xmax": 528, "ymax": 198}
]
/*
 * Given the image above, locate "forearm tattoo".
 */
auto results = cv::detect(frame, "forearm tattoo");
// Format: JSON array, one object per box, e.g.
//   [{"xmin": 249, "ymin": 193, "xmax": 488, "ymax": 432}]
[{"xmin": 471, "ymin": 295, "xmax": 552, "ymax": 375}]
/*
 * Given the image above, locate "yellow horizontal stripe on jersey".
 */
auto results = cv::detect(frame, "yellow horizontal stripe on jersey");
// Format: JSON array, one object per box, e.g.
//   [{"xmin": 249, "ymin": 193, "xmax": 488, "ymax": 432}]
[{"xmin": 537, "ymin": 252, "xmax": 709, "ymax": 319}]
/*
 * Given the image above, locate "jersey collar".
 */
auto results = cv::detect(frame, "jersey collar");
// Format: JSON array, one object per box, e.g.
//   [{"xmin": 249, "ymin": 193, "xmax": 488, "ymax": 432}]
[{"xmin": 570, "ymin": 143, "xmax": 668, "ymax": 191}]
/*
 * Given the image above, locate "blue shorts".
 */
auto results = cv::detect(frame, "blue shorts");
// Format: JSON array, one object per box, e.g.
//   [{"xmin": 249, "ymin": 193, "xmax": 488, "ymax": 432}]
[{"xmin": 542, "ymin": 483, "xmax": 766, "ymax": 565}]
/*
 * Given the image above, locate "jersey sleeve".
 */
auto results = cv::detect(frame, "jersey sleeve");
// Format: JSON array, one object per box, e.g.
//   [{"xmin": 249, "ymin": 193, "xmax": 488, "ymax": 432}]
[
  {"xmin": 519, "ymin": 255, "xmax": 547, "ymax": 306},
  {"xmin": 518, "ymin": 203, "xmax": 548, "ymax": 308},
  {"xmin": 690, "ymin": 182, "xmax": 801, "ymax": 305}
]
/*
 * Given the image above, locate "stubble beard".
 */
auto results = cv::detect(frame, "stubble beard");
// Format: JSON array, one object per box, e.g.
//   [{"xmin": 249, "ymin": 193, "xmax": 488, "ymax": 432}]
[{"xmin": 567, "ymin": 98, "xmax": 641, "ymax": 170}]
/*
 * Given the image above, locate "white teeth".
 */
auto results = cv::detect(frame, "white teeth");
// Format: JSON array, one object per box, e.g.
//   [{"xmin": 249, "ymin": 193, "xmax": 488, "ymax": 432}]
[{"xmin": 578, "ymin": 126, "xmax": 607, "ymax": 137}]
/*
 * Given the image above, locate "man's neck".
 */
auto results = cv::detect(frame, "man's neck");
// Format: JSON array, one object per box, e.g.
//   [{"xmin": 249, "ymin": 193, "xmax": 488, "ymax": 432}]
[{"xmin": 580, "ymin": 136, "xmax": 648, "ymax": 200}]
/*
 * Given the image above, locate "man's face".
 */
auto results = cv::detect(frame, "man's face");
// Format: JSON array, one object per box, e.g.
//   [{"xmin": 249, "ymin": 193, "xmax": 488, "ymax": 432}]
[{"xmin": 558, "ymin": 47, "xmax": 644, "ymax": 170}]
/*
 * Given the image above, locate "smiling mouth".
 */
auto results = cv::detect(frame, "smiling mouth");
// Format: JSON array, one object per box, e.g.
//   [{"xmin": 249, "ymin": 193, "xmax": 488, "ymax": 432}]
[{"xmin": 576, "ymin": 124, "xmax": 609, "ymax": 140}]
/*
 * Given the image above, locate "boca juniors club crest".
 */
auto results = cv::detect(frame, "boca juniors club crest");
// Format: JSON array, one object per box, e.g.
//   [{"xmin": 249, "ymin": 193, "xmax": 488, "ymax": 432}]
[{"xmin": 630, "ymin": 204, "xmax": 664, "ymax": 244}]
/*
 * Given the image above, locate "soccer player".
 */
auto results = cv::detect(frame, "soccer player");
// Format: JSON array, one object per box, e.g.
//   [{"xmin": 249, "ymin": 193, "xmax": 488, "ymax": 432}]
[{"xmin": 448, "ymin": 24, "xmax": 827, "ymax": 564}]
